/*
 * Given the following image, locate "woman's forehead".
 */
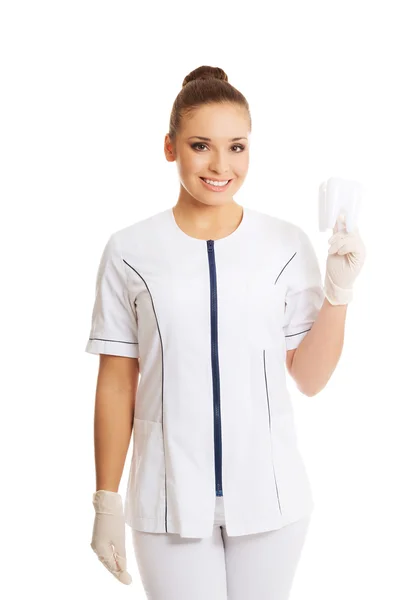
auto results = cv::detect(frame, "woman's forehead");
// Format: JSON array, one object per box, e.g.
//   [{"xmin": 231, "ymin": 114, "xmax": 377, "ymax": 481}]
[{"xmin": 180, "ymin": 105, "xmax": 250, "ymax": 137}]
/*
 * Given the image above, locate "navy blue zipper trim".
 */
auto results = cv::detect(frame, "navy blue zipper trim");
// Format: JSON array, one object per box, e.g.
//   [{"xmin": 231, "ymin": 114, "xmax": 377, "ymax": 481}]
[{"xmin": 206, "ymin": 240, "xmax": 223, "ymax": 497}]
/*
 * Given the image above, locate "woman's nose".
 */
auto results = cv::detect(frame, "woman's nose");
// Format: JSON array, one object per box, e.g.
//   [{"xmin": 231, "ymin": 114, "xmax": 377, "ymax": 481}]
[{"xmin": 208, "ymin": 156, "xmax": 230, "ymax": 174}]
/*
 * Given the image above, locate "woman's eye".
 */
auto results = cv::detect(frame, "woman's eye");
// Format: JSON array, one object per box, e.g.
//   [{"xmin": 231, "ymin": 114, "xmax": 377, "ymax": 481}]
[
  {"xmin": 191, "ymin": 143, "xmax": 245, "ymax": 152},
  {"xmin": 191, "ymin": 143, "xmax": 207, "ymax": 151}
]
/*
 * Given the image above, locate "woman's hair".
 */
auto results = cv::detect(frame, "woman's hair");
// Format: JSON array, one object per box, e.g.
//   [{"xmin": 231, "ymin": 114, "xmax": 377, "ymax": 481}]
[{"xmin": 168, "ymin": 65, "xmax": 251, "ymax": 145}]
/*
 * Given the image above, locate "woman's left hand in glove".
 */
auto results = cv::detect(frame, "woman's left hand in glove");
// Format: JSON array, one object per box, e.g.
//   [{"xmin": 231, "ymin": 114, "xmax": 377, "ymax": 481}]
[{"xmin": 324, "ymin": 218, "xmax": 367, "ymax": 305}]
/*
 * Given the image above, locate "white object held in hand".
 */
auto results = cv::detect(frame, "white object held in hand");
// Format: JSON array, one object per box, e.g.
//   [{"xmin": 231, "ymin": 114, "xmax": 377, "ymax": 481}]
[
  {"xmin": 318, "ymin": 177, "xmax": 366, "ymax": 305},
  {"xmin": 319, "ymin": 176, "xmax": 363, "ymax": 233}
]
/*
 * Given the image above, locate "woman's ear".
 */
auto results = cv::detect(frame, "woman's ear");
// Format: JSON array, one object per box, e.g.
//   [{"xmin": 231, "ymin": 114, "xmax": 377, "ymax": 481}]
[{"xmin": 164, "ymin": 135, "xmax": 175, "ymax": 161}]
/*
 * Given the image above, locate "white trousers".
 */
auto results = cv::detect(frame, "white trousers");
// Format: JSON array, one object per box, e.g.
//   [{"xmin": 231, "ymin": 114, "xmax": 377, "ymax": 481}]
[{"xmin": 132, "ymin": 496, "xmax": 311, "ymax": 599}]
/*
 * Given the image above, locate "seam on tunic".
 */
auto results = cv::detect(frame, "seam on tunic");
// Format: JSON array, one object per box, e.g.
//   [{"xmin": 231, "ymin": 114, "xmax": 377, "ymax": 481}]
[
  {"xmin": 263, "ymin": 349, "xmax": 283, "ymax": 515},
  {"xmin": 284, "ymin": 328, "xmax": 311, "ymax": 338},
  {"xmin": 274, "ymin": 251, "xmax": 297, "ymax": 285},
  {"xmin": 122, "ymin": 258, "xmax": 168, "ymax": 533},
  {"xmin": 88, "ymin": 337, "xmax": 138, "ymax": 344}
]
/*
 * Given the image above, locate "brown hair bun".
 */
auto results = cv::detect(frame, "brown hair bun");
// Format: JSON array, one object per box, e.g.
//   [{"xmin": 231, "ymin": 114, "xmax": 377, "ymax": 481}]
[{"xmin": 182, "ymin": 66, "xmax": 228, "ymax": 88}]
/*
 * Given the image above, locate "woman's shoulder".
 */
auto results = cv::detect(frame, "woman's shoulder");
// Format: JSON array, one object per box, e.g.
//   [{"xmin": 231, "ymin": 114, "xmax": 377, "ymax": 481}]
[
  {"xmin": 109, "ymin": 208, "xmax": 171, "ymax": 252},
  {"xmin": 246, "ymin": 206, "xmax": 304, "ymax": 243}
]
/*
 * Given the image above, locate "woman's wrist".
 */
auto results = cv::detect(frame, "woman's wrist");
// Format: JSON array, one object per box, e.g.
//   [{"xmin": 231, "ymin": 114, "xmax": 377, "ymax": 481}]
[{"xmin": 324, "ymin": 271, "xmax": 353, "ymax": 305}]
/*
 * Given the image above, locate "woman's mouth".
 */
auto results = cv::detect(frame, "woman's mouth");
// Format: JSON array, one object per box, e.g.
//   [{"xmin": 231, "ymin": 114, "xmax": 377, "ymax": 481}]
[{"xmin": 200, "ymin": 177, "xmax": 233, "ymax": 192}]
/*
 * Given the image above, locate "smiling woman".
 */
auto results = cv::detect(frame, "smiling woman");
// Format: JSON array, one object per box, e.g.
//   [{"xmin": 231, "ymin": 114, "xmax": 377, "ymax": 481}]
[
  {"xmin": 86, "ymin": 65, "xmax": 323, "ymax": 600},
  {"xmin": 163, "ymin": 66, "xmax": 251, "ymax": 217},
  {"xmin": 165, "ymin": 102, "xmax": 251, "ymax": 220}
]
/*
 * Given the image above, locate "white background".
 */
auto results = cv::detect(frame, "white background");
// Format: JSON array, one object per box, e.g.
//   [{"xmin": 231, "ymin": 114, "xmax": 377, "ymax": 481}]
[{"xmin": 1, "ymin": 0, "xmax": 398, "ymax": 598}]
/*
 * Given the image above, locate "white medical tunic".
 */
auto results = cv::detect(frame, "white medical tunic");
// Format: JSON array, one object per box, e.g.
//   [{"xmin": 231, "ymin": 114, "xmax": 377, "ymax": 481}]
[{"xmin": 85, "ymin": 206, "xmax": 325, "ymax": 538}]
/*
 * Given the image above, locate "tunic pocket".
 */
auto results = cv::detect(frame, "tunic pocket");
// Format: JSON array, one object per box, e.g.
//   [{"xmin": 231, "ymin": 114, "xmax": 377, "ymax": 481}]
[{"xmin": 132, "ymin": 418, "xmax": 165, "ymax": 519}]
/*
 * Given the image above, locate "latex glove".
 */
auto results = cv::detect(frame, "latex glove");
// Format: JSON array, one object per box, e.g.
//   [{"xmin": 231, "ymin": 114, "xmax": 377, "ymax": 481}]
[
  {"xmin": 324, "ymin": 217, "xmax": 366, "ymax": 305},
  {"xmin": 90, "ymin": 490, "xmax": 132, "ymax": 585}
]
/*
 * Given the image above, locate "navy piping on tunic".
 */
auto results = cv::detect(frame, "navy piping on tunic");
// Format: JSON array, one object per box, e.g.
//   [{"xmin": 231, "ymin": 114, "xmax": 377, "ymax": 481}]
[
  {"xmin": 274, "ymin": 253, "xmax": 313, "ymax": 341},
  {"xmin": 88, "ymin": 337, "xmax": 139, "ymax": 346},
  {"xmin": 123, "ymin": 259, "xmax": 169, "ymax": 533},
  {"xmin": 285, "ymin": 329, "xmax": 311, "ymax": 339},
  {"xmin": 263, "ymin": 349, "xmax": 282, "ymax": 514},
  {"xmin": 274, "ymin": 252, "xmax": 297, "ymax": 285},
  {"xmin": 206, "ymin": 240, "xmax": 223, "ymax": 497}
]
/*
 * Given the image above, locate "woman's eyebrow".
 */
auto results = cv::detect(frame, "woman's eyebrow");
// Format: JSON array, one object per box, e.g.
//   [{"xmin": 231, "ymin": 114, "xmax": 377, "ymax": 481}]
[{"xmin": 188, "ymin": 136, "xmax": 248, "ymax": 142}]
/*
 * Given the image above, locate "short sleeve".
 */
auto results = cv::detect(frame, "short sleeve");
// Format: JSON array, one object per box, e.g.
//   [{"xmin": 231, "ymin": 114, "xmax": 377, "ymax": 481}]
[
  {"xmin": 85, "ymin": 233, "xmax": 139, "ymax": 358},
  {"xmin": 283, "ymin": 228, "xmax": 325, "ymax": 351}
]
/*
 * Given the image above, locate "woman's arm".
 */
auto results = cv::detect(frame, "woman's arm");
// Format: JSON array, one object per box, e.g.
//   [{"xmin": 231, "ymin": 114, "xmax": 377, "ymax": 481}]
[
  {"xmin": 287, "ymin": 297, "xmax": 348, "ymax": 396},
  {"xmin": 286, "ymin": 221, "xmax": 365, "ymax": 397},
  {"xmin": 93, "ymin": 355, "xmax": 140, "ymax": 492}
]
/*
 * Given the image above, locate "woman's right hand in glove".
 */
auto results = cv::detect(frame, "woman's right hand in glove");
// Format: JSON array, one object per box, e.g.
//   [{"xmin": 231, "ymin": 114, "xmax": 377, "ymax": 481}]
[{"xmin": 90, "ymin": 490, "xmax": 132, "ymax": 584}]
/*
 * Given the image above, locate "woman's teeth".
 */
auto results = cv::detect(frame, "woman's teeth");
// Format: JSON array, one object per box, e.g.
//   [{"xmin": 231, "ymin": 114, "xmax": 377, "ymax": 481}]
[{"xmin": 202, "ymin": 178, "xmax": 230, "ymax": 187}]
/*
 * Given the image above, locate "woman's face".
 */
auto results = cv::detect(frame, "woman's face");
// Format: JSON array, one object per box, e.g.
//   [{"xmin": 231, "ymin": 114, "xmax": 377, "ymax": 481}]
[{"xmin": 165, "ymin": 102, "xmax": 250, "ymax": 207}]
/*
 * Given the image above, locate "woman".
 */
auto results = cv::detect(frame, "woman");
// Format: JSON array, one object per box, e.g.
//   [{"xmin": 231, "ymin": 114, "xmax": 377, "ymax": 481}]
[{"xmin": 86, "ymin": 65, "xmax": 366, "ymax": 599}]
